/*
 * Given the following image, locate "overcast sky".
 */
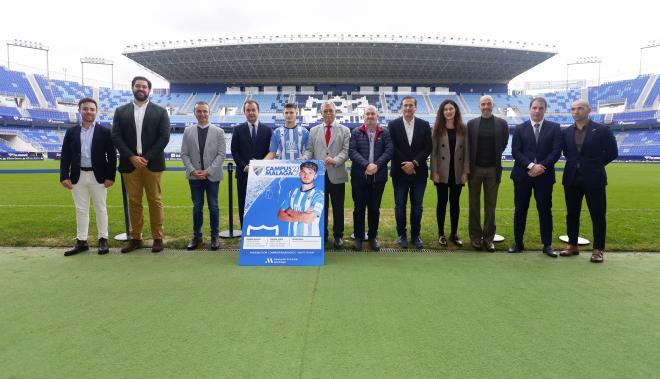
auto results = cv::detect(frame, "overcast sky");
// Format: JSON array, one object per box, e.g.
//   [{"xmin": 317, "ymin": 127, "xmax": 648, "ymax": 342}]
[{"xmin": 1, "ymin": 0, "xmax": 658, "ymax": 91}]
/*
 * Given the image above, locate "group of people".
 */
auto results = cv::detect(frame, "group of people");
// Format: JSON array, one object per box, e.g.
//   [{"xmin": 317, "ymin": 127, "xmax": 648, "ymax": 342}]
[{"xmin": 59, "ymin": 76, "xmax": 618, "ymax": 263}]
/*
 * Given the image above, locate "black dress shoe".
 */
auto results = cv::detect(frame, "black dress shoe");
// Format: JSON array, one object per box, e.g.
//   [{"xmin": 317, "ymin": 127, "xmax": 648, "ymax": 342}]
[
  {"xmin": 508, "ymin": 243, "xmax": 524, "ymax": 253},
  {"xmin": 210, "ymin": 236, "xmax": 220, "ymax": 251},
  {"xmin": 368, "ymin": 238, "xmax": 380, "ymax": 251},
  {"xmin": 333, "ymin": 237, "xmax": 344, "ymax": 249},
  {"xmin": 64, "ymin": 239, "xmax": 89, "ymax": 256},
  {"xmin": 353, "ymin": 239, "xmax": 363, "ymax": 252},
  {"xmin": 438, "ymin": 235, "xmax": 448, "ymax": 246},
  {"xmin": 186, "ymin": 237, "xmax": 202, "ymax": 251},
  {"xmin": 543, "ymin": 245, "xmax": 557, "ymax": 258},
  {"xmin": 450, "ymin": 235, "xmax": 463, "ymax": 247},
  {"xmin": 485, "ymin": 242, "xmax": 496, "ymax": 252},
  {"xmin": 151, "ymin": 239, "xmax": 164, "ymax": 253},
  {"xmin": 121, "ymin": 239, "xmax": 142, "ymax": 253},
  {"xmin": 471, "ymin": 240, "xmax": 482, "ymax": 250},
  {"xmin": 98, "ymin": 238, "xmax": 109, "ymax": 255},
  {"xmin": 413, "ymin": 237, "xmax": 424, "ymax": 250},
  {"xmin": 397, "ymin": 236, "xmax": 409, "ymax": 249}
]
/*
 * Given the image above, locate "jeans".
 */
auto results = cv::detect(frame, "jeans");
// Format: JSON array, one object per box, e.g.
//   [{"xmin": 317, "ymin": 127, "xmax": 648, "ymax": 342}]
[
  {"xmin": 392, "ymin": 175, "xmax": 426, "ymax": 240},
  {"xmin": 189, "ymin": 179, "xmax": 220, "ymax": 238},
  {"xmin": 352, "ymin": 178, "xmax": 386, "ymax": 240}
]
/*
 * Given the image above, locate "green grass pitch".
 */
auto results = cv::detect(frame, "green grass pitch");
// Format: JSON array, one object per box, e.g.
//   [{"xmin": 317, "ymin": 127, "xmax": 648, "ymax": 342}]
[
  {"xmin": 1, "ymin": 160, "xmax": 660, "ymax": 377},
  {"xmin": 0, "ymin": 160, "xmax": 659, "ymax": 251}
]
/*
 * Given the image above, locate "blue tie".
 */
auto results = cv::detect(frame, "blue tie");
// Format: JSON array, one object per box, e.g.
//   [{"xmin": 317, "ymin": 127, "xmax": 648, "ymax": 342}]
[{"xmin": 251, "ymin": 124, "xmax": 257, "ymax": 143}]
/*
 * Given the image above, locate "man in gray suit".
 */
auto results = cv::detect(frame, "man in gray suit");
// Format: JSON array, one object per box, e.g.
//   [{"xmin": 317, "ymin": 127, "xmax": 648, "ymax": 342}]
[
  {"xmin": 303, "ymin": 101, "xmax": 350, "ymax": 248},
  {"xmin": 181, "ymin": 101, "xmax": 226, "ymax": 251},
  {"xmin": 467, "ymin": 95, "xmax": 510, "ymax": 252}
]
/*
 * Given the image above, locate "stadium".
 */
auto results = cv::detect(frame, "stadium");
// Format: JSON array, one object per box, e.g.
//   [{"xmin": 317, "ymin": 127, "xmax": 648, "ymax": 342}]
[
  {"xmin": 1, "ymin": 35, "xmax": 659, "ymax": 161},
  {"xmin": 2, "ymin": 33, "xmax": 660, "ymax": 378}
]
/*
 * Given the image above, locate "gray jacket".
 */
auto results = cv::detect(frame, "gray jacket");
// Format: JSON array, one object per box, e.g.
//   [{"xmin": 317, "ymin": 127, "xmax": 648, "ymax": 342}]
[
  {"xmin": 181, "ymin": 124, "xmax": 226, "ymax": 182},
  {"xmin": 303, "ymin": 121, "xmax": 350, "ymax": 184}
]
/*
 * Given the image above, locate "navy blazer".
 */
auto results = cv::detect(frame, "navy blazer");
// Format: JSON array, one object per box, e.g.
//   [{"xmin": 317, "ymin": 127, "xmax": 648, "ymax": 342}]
[
  {"xmin": 60, "ymin": 123, "xmax": 117, "ymax": 184},
  {"xmin": 349, "ymin": 125, "xmax": 393, "ymax": 184},
  {"xmin": 111, "ymin": 102, "xmax": 170, "ymax": 173},
  {"xmin": 387, "ymin": 116, "xmax": 432, "ymax": 179},
  {"xmin": 230, "ymin": 121, "xmax": 273, "ymax": 178},
  {"xmin": 510, "ymin": 120, "xmax": 562, "ymax": 184},
  {"xmin": 562, "ymin": 120, "xmax": 618, "ymax": 189}
]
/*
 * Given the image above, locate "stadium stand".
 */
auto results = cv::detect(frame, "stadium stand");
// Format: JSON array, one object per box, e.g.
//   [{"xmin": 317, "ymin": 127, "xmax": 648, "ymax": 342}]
[
  {"xmin": 427, "ymin": 94, "xmax": 463, "ymax": 114},
  {"xmin": 0, "ymin": 106, "xmax": 22, "ymax": 118},
  {"xmin": 385, "ymin": 94, "xmax": 429, "ymax": 114},
  {"xmin": 2, "ymin": 65, "xmax": 660, "ymax": 160},
  {"xmin": 588, "ymin": 75, "xmax": 649, "ymax": 109},
  {"xmin": 644, "ymin": 78, "xmax": 660, "ymax": 108},
  {"xmin": 46, "ymin": 77, "xmax": 93, "ymax": 104},
  {"xmin": 185, "ymin": 92, "xmax": 216, "ymax": 113},
  {"xmin": 543, "ymin": 89, "xmax": 581, "ymax": 113},
  {"xmin": 99, "ymin": 88, "xmax": 133, "ymax": 112},
  {"xmin": 250, "ymin": 94, "xmax": 290, "ymax": 113},
  {"xmin": 212, "ymin": 94, "xmax": 247, "ymax": 113},
  {"xmin": 26, "ymin": 109, "xmax": 69, "ymax": 123},
  {"xmin": 612, "ymin": 110, "xmax": 658, "ymax": 122},
  {"xmin": 0, "ymin": 66, "xmax": 39, "ymax": 105}
]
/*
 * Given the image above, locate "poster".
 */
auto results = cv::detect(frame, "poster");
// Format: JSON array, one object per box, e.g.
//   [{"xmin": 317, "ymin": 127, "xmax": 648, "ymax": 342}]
[{"xmin": 239, "ymin": 159, "xmax": 325, "ymax": 266}]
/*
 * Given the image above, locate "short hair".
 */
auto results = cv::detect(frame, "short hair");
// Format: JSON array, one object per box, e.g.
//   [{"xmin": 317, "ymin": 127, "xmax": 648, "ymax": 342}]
[
  {"xmin": 194, "ymin": 101, "xmax": 210, "ymax": 109},
  {"xmin": 400, "ymin": 96, "xmax": 417, "ymax": 107},
  {"xmin": 243, "ymin": 100, "xmax": 260, "ymax": 112},
  {"xmin": 131, "ymin": 76, "xmax": 152, "ymax": 89},
  {"xmin": 321, "ymin": 101, "xmax": 336, "ymax": 111},
  {"xmin": 529, "ymin": 97, "xmax": 548, "ymax": 109},
  {"xmin": 300, "ymin": 161, "xmax": 318, "ymax": 173},
  {"xmin": 283, "ymin": 103, "xmax": 297, "ymax": 111},
  {"xmin": 78, "ymin": 97, "xmax": 98, "ymax": 109}
]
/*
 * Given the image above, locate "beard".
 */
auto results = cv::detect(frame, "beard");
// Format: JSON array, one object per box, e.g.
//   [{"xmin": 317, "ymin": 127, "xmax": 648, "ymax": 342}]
[{"xmin": 133, "ymin": 90, "xmax": 149, "ymax": 101}]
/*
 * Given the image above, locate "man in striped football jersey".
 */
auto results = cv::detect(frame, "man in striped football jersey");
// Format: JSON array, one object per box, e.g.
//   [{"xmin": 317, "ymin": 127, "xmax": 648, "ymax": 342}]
[{"xmin": 265, "ymin": 103, "xmax": 309, "ymax": 160}]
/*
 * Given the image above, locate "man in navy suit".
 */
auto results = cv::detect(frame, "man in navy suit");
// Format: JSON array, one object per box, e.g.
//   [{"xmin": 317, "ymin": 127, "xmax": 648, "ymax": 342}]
[
  {"xmin": 508, "ymin": 97, "xmax": 562, "ymax": 257},
  {"xmin": 560, "ymin": 100, "xmax": 618, "ymax": 263},
  {"xmin": 60, "ymin": 98, "xmax": 116, "ymax": 256},
  {"xmin": 230, "ymin": 100, "xmax": 272, "ymax": 227},
  {"xmin": 388, "ymin": 96, "xmax": 432, "ymax": 249}
]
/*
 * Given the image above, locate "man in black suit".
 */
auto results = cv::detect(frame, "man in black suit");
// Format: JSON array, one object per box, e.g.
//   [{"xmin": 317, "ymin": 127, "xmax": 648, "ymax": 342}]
[
  {"xmin": 60, "ymin": 98, "xmax": 116, "ymax": 256},
  {"xmin": 388, "ymin": 96, "xmax": 432, "ymax": 249},
  {"xmin": 111, "ymin": 76, "xmax": 170, "ymax": 253},
  {"xmin": 508, "ymin": 97, "xmax": 562, "ymax": 257},
  {"xmin": 230, "ymin": 100, "xmax": 272, "ymax": 227},
  {"xmin": 560, "ymin": 100, "xmax": 618, "ymax": 263},
  {"xmin": 467, "ymin": 95, "xmax": 510, "ymax": 252}
]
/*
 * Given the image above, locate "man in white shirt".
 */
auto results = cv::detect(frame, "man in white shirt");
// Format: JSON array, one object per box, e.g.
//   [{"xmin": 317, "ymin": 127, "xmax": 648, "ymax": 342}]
[
  {"xmin": 111, "ymin": 76, "xmax": 171, "ymax": 253},
  {"xmin": 265, "ymin": 103, "xmax": 308, "ymax": 160}
]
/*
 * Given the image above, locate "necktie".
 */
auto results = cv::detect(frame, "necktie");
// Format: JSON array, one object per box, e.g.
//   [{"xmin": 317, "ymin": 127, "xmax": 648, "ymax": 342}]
[
  {"xmin": 533, "ymin": 123, "xmax": 540, "ymax": 142},
  {"xmin": 251, "ymin": 124, "xmax": 257, "ymax": 143},
  {"xmin": 325, "ymin": 124, "xmax": 331, "ymax": 146}
]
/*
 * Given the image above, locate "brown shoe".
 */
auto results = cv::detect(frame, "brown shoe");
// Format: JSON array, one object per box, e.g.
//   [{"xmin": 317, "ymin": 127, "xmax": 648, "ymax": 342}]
[
  {"xmin": 559, "ymin": 244, "xmax": 580, "ymax": 257},
  {"xmin": 590, "ymin": 249, "xmax": 604, "ymax": 263},
  {"xmin": 151, "ymin": 239, "xmax": 165, "ymax": 253},
  {"xmin": 121, "ymin": 239, "xmax": 143, "ymax": 253}
]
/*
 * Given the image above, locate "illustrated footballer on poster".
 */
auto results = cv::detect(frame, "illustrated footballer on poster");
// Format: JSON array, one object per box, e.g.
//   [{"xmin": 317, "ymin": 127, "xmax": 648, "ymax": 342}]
[{"xmin": 239, "ymin": 159, "xmax": 325, "ymax": 266}]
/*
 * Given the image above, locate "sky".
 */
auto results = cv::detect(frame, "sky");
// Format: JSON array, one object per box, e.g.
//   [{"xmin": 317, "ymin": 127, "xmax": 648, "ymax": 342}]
[{"xmin": 1, "ymin": 0, "xmax": 659, "ymax": 91}]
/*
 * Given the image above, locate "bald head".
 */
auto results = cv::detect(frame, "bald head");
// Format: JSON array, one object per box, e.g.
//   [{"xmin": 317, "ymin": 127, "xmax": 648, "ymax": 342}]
[
  {"xmin": 479, "ymin": 95, "xmax": 494, "ymax": 118},
  {"xmin": 571, "ymin": 99, "xmax": 592, "ymax": 125},
  {"xmin": 364, "ymin": 105, "xmax": 379, "ymax": 128}
]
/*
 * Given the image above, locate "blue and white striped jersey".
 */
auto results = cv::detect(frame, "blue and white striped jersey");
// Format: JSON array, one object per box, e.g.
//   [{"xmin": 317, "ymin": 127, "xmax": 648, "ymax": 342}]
[
  {"xmin": 280, "ymin": 186, "xmax": 324, "ymax": 236},
  {"xmin": 269, "ymin": 126, "xmax": 309, "ymax": 160}
]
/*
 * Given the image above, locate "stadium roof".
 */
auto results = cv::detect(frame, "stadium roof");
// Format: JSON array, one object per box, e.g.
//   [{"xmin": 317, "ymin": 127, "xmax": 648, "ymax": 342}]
[{"xmin": 124, "ymin": 35, "xmax": 557, "ymax": 86}]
